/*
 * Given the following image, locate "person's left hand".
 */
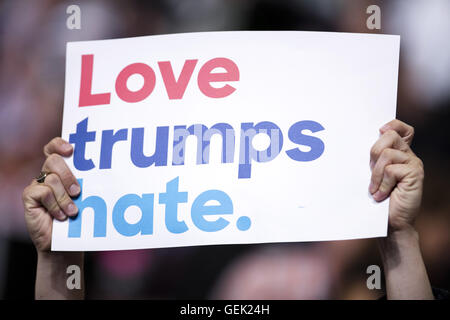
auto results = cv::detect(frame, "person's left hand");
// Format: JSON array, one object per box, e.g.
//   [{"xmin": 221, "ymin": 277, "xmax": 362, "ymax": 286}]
[{"xmin": 369, "ymin": 119, "xmax": 424, "ymax": 232}]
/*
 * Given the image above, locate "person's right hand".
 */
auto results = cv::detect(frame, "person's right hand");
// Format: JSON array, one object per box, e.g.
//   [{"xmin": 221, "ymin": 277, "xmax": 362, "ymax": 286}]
[{"xmin": 22, "ymin": 138, "xmax": 80, "ymax": 252}]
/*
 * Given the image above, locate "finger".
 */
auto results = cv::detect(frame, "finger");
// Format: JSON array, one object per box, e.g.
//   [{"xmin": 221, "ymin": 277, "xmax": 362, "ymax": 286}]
[
  {"xmin": 42, "ymin": 154, "xmax": 80, "ymax": 197},
  {"xmin": 372, "ymin": 164, "xmax": 410, "ymax": 202},
  {"xmin": 370, "ymin": 130, "xmax": 411, "ymax": 168},
  {"xmin": 379, "ymin": 119, "xmax": 414, "ymax": 145},
  {"xmin": 43, "ymin": 137, "xmax": 73, "ymax": 157},
  {"xmin": 24, "ymin": 183, "xmax": 67, "ymax": 221},
  {"xmin": 369, "ymin": 148, "xmax": 410, "ymax": 194},
  {"xmin": 43, "ymin": 173, "xmax": 78, "ymax": 217}
]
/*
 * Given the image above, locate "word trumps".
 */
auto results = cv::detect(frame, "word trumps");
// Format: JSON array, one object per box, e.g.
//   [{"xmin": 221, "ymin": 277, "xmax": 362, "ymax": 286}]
[{"xmin": 69, "ymin": 118, "xmax": 325, "ymax": 179}]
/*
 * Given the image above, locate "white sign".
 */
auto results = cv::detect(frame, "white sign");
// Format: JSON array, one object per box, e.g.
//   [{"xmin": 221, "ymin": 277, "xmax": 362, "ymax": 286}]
[{"xmin": 52, "ymin": 31, "xmax": 400, "ymax": 251}]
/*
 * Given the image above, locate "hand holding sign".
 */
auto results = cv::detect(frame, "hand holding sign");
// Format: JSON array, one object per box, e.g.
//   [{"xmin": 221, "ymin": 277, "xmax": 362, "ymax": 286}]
[
  {"xmin": 369, "ymin": 119, "xmax": 424, "ymax": 232},
  {"xmin": 22, "ymin": 138, "xmax": 79, "ymax": 252}
]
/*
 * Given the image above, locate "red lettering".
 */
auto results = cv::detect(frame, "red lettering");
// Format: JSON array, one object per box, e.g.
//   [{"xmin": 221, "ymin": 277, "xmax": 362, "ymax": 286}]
[
  {"xmin": 79, "ymin": 54, "xmax": 111, "ymax": 107},
  {"xmin": 79, "ymin": 56, "xmax": 239, "ymax": 107},
  {"xmin": 158, "ymin": 60, "xmax": 198, "ymax": 100},
  {"xmin": 115, "ymin": 63, "xmax": 156, "ymax": 103},
  {"xmin": 197, "ymin": 58, "xmax": 239, "ymax": 98}
]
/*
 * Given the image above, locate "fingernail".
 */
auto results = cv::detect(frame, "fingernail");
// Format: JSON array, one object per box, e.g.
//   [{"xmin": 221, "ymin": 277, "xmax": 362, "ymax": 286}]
[
  {"xmin": 70, "ymin": 184, "xmax": 80, "ymax": 196},
  {"xmin": 67, "ymin": 203, "xmax": 78, "ymax": 216},
  {"xmin": 380, "ymin": 124, "xmax": 391, "ymax": 132},
  {"xmin": 373, "ymin": 190, "xmax": 385, "ymax": 201},
  {"xmin": 57, "ymin": 210, "xmax": 67, "ymax": 220},
  {"xmin": 370, "ymin": 160, "xmax": 375, "ymax": 170},
  {"xmin": 62, "ymin": 143, "xmax": 72, "ymax": 152}
]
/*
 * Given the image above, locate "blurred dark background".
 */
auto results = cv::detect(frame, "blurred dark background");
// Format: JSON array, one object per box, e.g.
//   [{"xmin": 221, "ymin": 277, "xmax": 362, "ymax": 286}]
[{"xmin": 0, "ymin": 0, "xmax": 448, "ymax": 299}]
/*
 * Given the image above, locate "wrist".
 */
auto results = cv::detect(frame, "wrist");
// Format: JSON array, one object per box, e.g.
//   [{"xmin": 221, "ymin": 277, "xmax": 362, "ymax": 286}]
[
  {"xmin": 386, "ymin": 224, "xmax": 419, "ymax": 243},
  {"xmin": 37, "ymin": 250, "xmax": 84, "ymax": 263},
  {"xmin": 378, "ymin": 225, "xmax": 420, "ymax": 268},
  {"xmin": 35, "ymin": 251, "xmax": 85, "ymax": 300},
  {"xmin": 36, "ymin": 250, "xmax": 84, "ymax": 282},
  {"xmin": 377, "ymin": 225, "xmax": 433, "ymax": 299}
]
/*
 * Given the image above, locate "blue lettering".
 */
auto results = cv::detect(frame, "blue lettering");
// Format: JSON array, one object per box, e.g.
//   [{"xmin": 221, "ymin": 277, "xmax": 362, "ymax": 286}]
[
  {"xmin": 191, "ymin": 189, "xmax": 233, "ymax": 232},
  {"xmin": 67, "ymin": 177, "xmax": 247, "ymax": 238},
  {"xmin": 69, "ymin": 118, "xmax": 96, "ymax": 171},
  {"xmin": 68, "ymin": 178, "xmax": 107, "ymax": 237},
  {"xmin": 66, "ymin": 119, "xmax": 325, "ymax": 179},
  {"xmin": 100, "ymin": 128, "xmax": 128, "ymax": 169},
  {"xmin": 172, "ymin": 123, "xmax": 235, "ymax": 165},
  {"xmin": 112, "ymin": 194, "xmax": 154, "ymax": 236},
  {"xmin": 238, "ymin": 121, "xmax": 283, "ymax": 179},
  {"xmin": 130, "ymin": 127, "xmax": 169, "ymax": 167},
  {"xmin": 285, "ymin": 120, "xmax": 325, "ymax": 161},
  {"xmin": 158, "ymin": 177, "xmax": 188, "ymax": 234}
]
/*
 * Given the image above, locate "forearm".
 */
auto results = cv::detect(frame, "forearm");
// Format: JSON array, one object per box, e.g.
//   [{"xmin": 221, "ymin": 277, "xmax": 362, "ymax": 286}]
[
  {"xmin": 378, "ymin": 226, "xmax": 433, "ymax": 300},
  {"xmin": 35, "ymin": 251, "xmax": 85, "ymax": 300}
]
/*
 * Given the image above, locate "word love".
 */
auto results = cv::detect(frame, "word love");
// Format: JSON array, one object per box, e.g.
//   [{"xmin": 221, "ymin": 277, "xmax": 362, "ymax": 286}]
[
  {"xmin": 79, "ymin": 54, "xmax": 239, "ymax": 107},
  {"xmin": 69, "ymin": 176, "xmax": 252, "ymax": 238}
]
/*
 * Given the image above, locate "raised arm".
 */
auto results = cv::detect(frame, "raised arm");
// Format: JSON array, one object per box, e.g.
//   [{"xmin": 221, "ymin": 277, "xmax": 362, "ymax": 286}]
[
  {"xmin": 369, "ymin": 119, "xmax": 433, "ymax": 299},
  {"xmin": 22, "ymin": 138, "xmax": 85, "ymax": 299}
]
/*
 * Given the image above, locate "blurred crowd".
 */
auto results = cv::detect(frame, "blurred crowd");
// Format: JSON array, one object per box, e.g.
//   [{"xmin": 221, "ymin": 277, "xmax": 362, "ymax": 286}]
[{"xmin": 0, "ymin": 0, "xmax": 448, "ymax": 299}]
